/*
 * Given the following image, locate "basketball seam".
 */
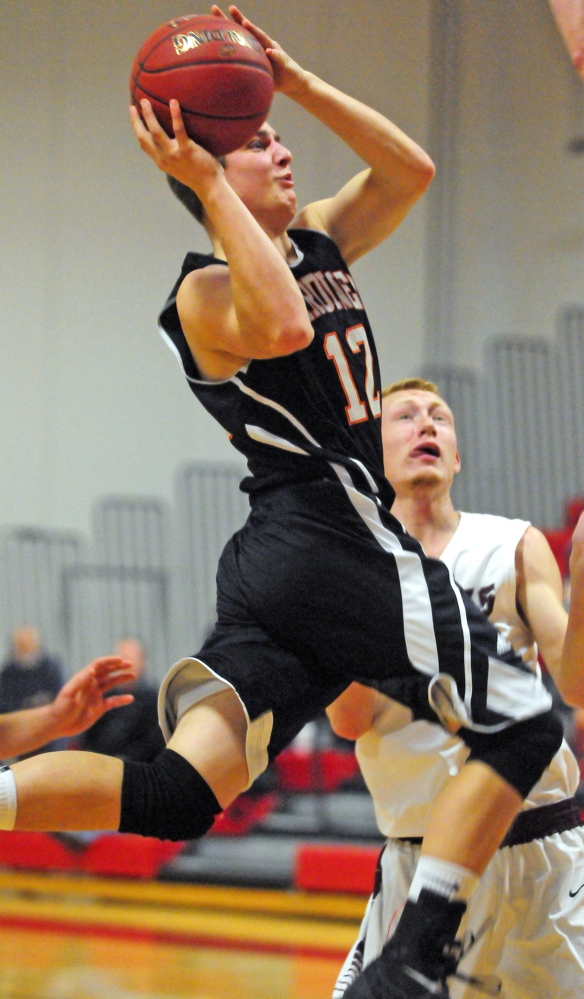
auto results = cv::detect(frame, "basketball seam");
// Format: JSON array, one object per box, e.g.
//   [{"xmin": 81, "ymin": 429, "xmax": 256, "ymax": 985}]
[
  {"xmin": 131, "ymin": 76, "xmax": 271, "ymax": 121},
  {"xmin": 137, "ymin": 59, "xmax": 273, "ymax": 78},
  {"xmin": 137, "ymin": 19, "xmax": 269, "ymax": 70}
]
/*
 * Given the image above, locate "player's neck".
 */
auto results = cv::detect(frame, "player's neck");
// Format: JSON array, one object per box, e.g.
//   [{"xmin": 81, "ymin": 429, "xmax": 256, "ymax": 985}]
[{"xmin": 392, "ymin": 488, "xmax": 460, "ymax": 559}]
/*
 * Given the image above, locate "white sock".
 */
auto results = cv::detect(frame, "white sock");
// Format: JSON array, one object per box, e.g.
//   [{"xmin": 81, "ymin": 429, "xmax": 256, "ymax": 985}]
[
  {"xmin": 408, "ymin": 855, "xmax": 479, "ymax": 904},
  {"xmin": 0, "ymin": 767, "xmax": 17, "ymax": 830}
]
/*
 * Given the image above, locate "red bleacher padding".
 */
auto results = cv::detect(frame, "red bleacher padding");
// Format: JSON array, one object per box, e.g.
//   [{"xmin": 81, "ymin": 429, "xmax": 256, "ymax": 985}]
[
  {"xmin": 294, "ymin": 843, "xmax": 379, "ymax": 894},
  {"xmin": 275, "ymin": 749, "xmax": 360, "ymax": 792},
  {"xmin": 77, "ymin": 833, "xmax": 182, "ymax": 878},
  {"xmin": 210, "ymin": 792, "xmax": 278, "ymax": 836},
  {"xmin": 566, "ymin": 498, "xmax": 584, "ymax": 530},
  {"xmin": 543, "ymin": 527, "xmax": 572, "ymax": 578},
  {"xmin": 0, "ymin": 831, "xmax": 77, "ymax": 871},
  {"xmin": 0, "ymin": 831, "xmax": 183, "ymax": 878}
]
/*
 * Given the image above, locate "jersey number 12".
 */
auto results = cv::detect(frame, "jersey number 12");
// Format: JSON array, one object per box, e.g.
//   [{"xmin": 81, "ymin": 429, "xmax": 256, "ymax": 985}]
[{"xmin": 324, "ymin": 325, "xmax": 381, "ymax": 425}]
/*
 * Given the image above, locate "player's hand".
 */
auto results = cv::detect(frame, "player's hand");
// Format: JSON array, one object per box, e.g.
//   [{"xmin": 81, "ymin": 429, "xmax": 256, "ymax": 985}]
[
  {"xmin": 48, "ymin": 656, "xmax": 138, "ymax": 739},
  {"xmin": 211, "ymin": 5, "xmax": 309, "ymax": 97},
  {"xmin": 129, "ymin": 99, "xmax": 223, "ymax": 193}
]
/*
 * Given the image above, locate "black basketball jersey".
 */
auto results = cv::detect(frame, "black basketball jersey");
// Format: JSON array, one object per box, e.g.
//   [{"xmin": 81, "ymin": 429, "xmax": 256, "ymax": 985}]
[{"xmin": 159, "ymin": 227, "xmax": 393, "ymax": 505}]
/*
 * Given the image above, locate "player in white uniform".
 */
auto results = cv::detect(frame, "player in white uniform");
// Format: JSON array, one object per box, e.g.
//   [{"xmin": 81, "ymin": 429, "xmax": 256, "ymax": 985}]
[{"xmin": 329, "ymin": 378, "xmax": 584, "ymax": 999}]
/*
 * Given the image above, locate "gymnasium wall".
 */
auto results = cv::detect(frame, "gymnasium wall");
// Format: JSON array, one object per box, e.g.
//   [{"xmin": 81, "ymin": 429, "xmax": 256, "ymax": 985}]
[{"xmin": 0, "ymin": 0, "xmax": 582, "ymax": 537}]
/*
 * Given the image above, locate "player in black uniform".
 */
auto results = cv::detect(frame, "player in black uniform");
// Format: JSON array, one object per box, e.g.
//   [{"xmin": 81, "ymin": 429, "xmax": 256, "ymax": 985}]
[{"xmin": 1, "ymin": 7, "xmax": 563, "ymax": 998}]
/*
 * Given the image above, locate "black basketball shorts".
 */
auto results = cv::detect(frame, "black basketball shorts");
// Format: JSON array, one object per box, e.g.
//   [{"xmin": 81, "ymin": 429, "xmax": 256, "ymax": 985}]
[{"xmin": 158, "ymin": 480, "xmax": 553, "ymax": 786}]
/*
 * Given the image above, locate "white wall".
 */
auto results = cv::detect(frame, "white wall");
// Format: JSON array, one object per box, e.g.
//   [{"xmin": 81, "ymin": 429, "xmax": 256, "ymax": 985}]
[
  {"xmin": 450, "ymin": 0, "xmax": 584, "ymax": 365},
  {"xmin": 0, "ymin": 1, "xmax": 582, "ymax": 536},
  {"xmin": 0, "ymin": 0, "xmax": 431, "ymax": 534}
]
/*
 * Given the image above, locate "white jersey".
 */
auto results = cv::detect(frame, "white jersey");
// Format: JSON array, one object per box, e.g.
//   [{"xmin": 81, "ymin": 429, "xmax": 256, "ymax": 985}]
[{"xmin": 356, "ymin": 511, "xmax": 579, "ymax": 838}]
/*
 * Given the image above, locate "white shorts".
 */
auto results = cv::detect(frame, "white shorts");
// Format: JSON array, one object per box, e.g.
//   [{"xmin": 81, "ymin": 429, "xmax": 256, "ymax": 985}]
[{"xmin": 333, "ymin": 828, "xmax": 584, "ymax": 999}]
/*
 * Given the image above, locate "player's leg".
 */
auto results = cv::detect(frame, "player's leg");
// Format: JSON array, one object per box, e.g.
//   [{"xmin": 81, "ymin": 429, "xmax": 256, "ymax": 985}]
[
  {"xmin": 5, "ymin": 687, "xmax": 247, "ymax": 835},
  {"xmin": 420, "ymin": 760, "xmax": 521, "ymax": 872},
  {"xmin": 333, "ymin": 842, "xmax": 419, "ymax": 999},
  {"xmin": 342, "ymin": 575, "xmax": 562, "ymax": 996}
]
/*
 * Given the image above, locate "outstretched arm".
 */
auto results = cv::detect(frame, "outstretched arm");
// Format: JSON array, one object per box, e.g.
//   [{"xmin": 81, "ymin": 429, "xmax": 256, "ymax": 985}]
[
  {"xmin": 561, "ymin": 513, "xmax": 584, "ymax": 706},
  {"xmin": 549, "ymin": 0, "xmax": 584, "ymax": 78},
  {"xmin": 130, "ymin": 99, "xmax": 313, "ymax": 382},
  {"xmin": 0, "ymin": 657, "xmax": 136, "ymax": 759},
  {"xmin": 326, "ymin": 682, "xmax": 382, "ymax": 741},
  {"xmin": 220, "ymin": 5, "xmax": 435, "ymax": 264},
  {"xmin": 515, "ymin": 525, "xmax": 584, "ymax": 707}
]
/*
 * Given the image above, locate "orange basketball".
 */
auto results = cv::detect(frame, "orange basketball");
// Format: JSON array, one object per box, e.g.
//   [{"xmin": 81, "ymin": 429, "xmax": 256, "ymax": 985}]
[{"xmin": 130, "ymin": 14, "xmax": 274, "ymax": 156}]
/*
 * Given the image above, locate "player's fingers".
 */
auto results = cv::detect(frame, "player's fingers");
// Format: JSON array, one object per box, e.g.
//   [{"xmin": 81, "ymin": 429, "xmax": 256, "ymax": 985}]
[
  {"xmin": 98, "ymin": 672, "xmax": 138, "ymax": 694},
  {"xmin": 101, "ymin": 694, "xmax": 135, "ymax": 712},
  {"xmin": 91, "ymin": 656, "xmax": 127, "ymax": 675},
  {"xmin": 169, "ymin": 99, "xmax": 190, "ymax": 148},
  {"xmin": 210, "ymin": 5, "xmax": 229, "ymax": 19},
  {"xmin": 58, "ymin": 664, "xmax": 95, "ymax": 695},
  {"xmin": 139, "ymin": 99, "xmax": 171, "ymax": 147},
  {"xmin": 129, "ymin": 104, "xmax": 154, "ymax": 146},
  {"xmin": 228, "ymin": 6, "xmax": 275, "ymax": 48}
]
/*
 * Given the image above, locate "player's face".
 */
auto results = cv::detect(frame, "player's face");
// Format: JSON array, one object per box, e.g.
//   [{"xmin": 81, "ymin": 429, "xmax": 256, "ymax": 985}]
[
  {"xmin": 223, "ymin": 124, "xmax": 297, "ymax": 233},
  {"xmin": 381, "ymin": 390, "xmax": 460, "ymax": 495}
]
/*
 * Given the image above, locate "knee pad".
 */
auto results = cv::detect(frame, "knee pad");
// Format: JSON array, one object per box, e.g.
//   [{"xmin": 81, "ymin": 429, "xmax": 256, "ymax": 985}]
[
  {"xmin": 119, "ymin": 748, "xmax": 221, "ymax": 841},
  {"xmin": 460, "ymin": 709, "xmax": 564, "ymax": 799}
]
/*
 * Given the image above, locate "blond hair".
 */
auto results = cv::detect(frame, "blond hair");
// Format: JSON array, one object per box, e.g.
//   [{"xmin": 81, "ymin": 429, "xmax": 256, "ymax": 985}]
[{"xmin": 381, "ymin": 377, "xmax": 440, "ymax": 400}]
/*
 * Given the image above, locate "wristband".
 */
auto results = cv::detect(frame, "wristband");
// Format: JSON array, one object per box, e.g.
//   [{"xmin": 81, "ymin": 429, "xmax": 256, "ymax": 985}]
[{"xmin": 0, "ymin": 765, "xmax": 17, "ymax": 830}]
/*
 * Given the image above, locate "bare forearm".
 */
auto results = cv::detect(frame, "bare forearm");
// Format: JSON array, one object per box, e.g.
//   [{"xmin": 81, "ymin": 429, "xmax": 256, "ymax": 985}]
[
  {"xmin": 549, "ymin": 0, "xmax": 584, "ymax": 75},
  {"xmin": 204, "ymin": 178, "xmax": 311, "ymax": 353},
  {"xmin": 0, "ymin": 705, "xmax": 63, "ymax": 760},
  {"xmin": 561, "ymin": 544, "xmax": 584, "ymax": 706},
  {"xmin": 12, "ymin": 751, "xmax": 123, "ymax": 831},
  {"xmin": 291, "ymin": 72, "xmax": 434, "ymax": 182}
]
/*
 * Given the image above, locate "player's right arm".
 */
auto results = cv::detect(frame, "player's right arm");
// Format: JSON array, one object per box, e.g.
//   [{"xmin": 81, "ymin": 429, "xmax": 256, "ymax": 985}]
[
  {"xmin": 548, "ymin": 0, "xmax": 584, "ymax": 78},
  {"xmin": 515, "ymin": 524, "xmax": 584, "ymax": 708},
  {"xmin": 130, "ymin": 100, "xmax": 313, "ymax": 382},
  {"xmin": 326, "ymin": 682, "xmax": 382, "ymax": 741},
  {"xmin": 0, "ymin": 657, "xmax": 137, "ymax": 759},
  {"xmin": 561, "ymin": 512, "xmax": 584, "ymax": 706},
  {"xmin": 222, "ymin": 6, "xmax": 435, "ymax": 266}
]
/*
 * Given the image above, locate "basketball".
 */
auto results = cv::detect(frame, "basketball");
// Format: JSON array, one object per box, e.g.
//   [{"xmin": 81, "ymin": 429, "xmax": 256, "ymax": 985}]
[{"xmin": 130, "ymin": 14, "xmax": 274, "ymax": 156}]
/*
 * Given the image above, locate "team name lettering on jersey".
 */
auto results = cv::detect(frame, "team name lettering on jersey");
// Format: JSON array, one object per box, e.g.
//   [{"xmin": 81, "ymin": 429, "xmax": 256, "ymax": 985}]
[
  {"xmin": 297, "ymin": 270, "xmax": 365, "ymax": 321},
  {"xmin": 464, "ymin": 583, "xmax": 496, "ymax": 617},
  {"xmin": 172, "ymin": 29, "xmax": 263, "ymax": 55}
]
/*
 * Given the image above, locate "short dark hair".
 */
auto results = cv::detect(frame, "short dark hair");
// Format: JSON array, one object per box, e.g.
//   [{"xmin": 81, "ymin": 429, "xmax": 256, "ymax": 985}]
[
  {"xmin": 166, "ymin": 156, "xmax": 227, "ymax": 226},
  {"xmin": 382, "ymin": 377, "xmax": 440, "ymax": 399},
  {"xmin": 166, "ymin": 174, "xmax": 205, "ymax": 223}
]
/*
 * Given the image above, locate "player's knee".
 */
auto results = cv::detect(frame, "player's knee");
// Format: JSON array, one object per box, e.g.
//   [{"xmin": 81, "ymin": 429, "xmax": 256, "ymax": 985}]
[
  {"xmin": 460, "ymin": 709, "xmax": 564, "ymax": 799},
  {"xmin": 119, "ymin": 748, "xmax": 221, "ymax": 841}
]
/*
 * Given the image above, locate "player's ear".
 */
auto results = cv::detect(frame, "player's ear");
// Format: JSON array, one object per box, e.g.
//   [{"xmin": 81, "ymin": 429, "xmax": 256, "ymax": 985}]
[{"xmin": 453, "ymin": 450, "xmax": 461, "ymax": 475}]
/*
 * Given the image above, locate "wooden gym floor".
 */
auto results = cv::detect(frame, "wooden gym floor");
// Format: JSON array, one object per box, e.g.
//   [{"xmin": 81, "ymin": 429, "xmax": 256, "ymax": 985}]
[{"xmin": 0, "ymin": 870, "xmax": 366, "ymax": 999}]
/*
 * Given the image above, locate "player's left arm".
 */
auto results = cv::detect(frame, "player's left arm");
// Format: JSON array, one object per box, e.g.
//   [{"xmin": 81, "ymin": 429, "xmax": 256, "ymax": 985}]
[
  {"xmin": 561, "ymin": 512, "xmax": 584, "ymax": 707},
  {"xmin": 515, "ymin": 525, "xmax": 578, "ymax": 704},
  {"xmin": 219, "ymin": 5, "xmax": 435, "ymax": 265},
  {"xmin": 548, "ymin": 0, "xmax": 584, "ymax": 78},
  {"xmin": 0, "ymin": 657, "xmax": 137, "ymax": 759},
  {"xmin": 326, "ymin": 682, "xmax": 384, "ymax": 741}
]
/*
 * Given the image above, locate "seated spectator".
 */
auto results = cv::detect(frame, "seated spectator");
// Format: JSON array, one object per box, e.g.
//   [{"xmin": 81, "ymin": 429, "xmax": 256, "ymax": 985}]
[
  {"xmin": 0, "ymin": 627, "xmax": 64, "ymax": 753},
  {"xmin": 0, "ymin": 655, "xmax": 137, "ymax": 761},
  {"xmin": 79, "ymin": 637, "xmax": 165, "ymax": 762}
]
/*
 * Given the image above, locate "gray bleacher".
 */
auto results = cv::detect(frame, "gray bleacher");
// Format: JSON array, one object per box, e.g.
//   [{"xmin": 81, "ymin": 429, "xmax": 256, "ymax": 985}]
[
  {"xmin": 1, "ymin": 306, "xmax": 584, "ymax": 880},
  {"xmin": 2, "ymin": 304, "xmax": 582, "ymax": 674}
]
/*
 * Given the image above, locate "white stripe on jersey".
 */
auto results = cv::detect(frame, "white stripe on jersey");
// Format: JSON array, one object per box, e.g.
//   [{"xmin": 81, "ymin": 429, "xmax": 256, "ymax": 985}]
[
  {"xmin": 245, "ymin": 425, "xmax": 310, "ymax": 456},
  {"xmin": 229, "ymin": 381, "xmax": 550, "ymax": 729},
  {"xmin": 231, "ymin": 376, "xmax": 321, "ymax": 445},
  {"xmin": 230, "ymin": 377, "xmax": 443, "ymax": 679},
  {"xmin": 330, "ymin": 462, "xmax": 441, "ymax": 679}
]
